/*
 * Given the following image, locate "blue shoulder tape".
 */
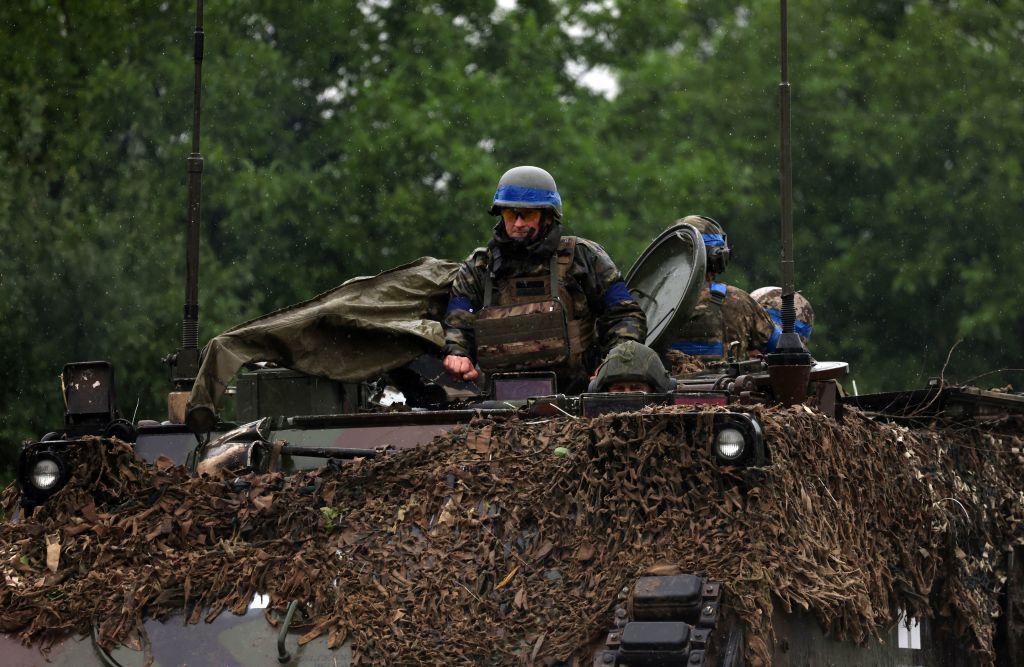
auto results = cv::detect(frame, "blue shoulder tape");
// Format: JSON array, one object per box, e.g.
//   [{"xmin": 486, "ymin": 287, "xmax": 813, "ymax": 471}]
[
  {"xmin": 670, "ymin": 341, "xmax": 725, "ymax": 357},
  {"xmin": 446, "ymin": 296, "xmax": 472, "ymax": 314},
  {"xmin": 765, "ymin": 325, "xmax": 782, "ymax": 353},
  {"xmin": 702, "ymin": 233, "xmax": 726, "ymax": 247},
  {"xmin": 709, "ymin": 281, "xmax": 727, "ymax": 296},
  {"xmin": 603, "ymin": 280, "xmax": 634, "ymax": 308}
]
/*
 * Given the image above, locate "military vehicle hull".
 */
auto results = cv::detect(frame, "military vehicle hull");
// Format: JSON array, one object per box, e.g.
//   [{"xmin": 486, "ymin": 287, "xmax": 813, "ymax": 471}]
[{"xmin": 4, "ymin": 371, "xmax": 1022, "ymax": 666}]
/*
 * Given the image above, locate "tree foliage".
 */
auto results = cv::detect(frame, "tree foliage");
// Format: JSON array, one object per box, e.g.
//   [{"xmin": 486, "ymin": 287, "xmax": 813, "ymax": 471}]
[{"xmin": 2, "ymin": 0, "xmax": 1023, "ymax": 476}]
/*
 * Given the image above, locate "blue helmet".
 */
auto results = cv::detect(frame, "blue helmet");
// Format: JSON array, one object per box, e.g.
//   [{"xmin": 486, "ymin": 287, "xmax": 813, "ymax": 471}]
[
  {"xmin": 488, "ymin": 165, "xmax": 563, "ymax": 221},
  {"xmin": 678, "ymin": 215, "xmax": 730, "ymax": 274}
]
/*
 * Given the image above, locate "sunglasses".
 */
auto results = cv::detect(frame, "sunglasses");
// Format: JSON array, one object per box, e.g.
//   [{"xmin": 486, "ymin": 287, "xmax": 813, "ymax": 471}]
[{"xmin": 500, "ymin": 208, "xmax": 543, "ymax": 224}]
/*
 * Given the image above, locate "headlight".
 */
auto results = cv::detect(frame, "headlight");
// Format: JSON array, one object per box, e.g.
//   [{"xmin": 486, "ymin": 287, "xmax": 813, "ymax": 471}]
[
  {"xmin": 31, "ymin": 458, "xmax": 62, "ymax": 490},
  {"xmin": 714, "ymin": 428, "xmax": 747, "ymax": 461}
]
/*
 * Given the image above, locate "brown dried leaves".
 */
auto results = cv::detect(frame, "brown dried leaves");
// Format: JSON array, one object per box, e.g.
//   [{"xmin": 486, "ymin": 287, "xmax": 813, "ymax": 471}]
[{"xmin": 1, "ymin": 411, "xmax": 1022, "ymax": 665}]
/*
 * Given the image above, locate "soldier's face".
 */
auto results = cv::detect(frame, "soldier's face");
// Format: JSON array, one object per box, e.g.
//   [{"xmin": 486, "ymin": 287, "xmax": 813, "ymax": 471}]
[
  {"xmin": 608, "ymin": 381, "xmax": 652, "ymax": 393},
  {"xmin": 501, "ymin": 208, "xmax": 544, "ymax": 240}
]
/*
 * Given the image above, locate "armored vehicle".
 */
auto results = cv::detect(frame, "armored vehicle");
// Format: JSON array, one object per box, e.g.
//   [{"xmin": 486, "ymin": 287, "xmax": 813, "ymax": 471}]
[
  {"xmin": 6, "ymin": 310, "xmax": 1024, "ymax": 667},
  {"xmin": 5, "ymin": 222, "xmax": 1022, "ymax": 667},
  {"xmin": 2, "ymin": 3, "xmax": 1022, "ymax": 667}
]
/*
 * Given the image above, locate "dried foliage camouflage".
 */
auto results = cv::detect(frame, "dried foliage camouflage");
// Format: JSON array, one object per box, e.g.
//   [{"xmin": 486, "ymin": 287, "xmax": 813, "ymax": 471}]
[{"xmin": 1, "ymin": 406, "xmax": 1022, "ymax": 665}]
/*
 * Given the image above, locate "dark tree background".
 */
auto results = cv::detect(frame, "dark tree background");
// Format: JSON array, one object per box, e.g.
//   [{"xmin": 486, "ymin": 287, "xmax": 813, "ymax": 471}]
[{"xmin": 3, "ymin": 0, "xmax": 1023, "ymax": 479}]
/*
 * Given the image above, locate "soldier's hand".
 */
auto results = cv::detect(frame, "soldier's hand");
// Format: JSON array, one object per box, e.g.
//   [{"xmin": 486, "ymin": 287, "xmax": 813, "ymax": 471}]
[{"xmin": 443, "ymin": 354, "xmax": 480, "ymax": 381}]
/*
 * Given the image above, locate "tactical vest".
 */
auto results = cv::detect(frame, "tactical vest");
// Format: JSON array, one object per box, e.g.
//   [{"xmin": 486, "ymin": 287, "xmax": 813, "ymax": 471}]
[
  {"xmin": 474, "ymin": 236, "xmax": 594, "ymax": 375},
  {"xmin": 669, "ymin": 281, "xmax": 727, "ymax": 360}
]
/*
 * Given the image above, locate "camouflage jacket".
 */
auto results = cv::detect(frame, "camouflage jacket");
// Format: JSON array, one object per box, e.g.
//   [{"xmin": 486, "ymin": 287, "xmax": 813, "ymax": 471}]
[
  {"xmin": 720, "ymin": 283, "xmax": 779, "ymax": 358},
  {"xmin": 444, "ymin": 224, "xmax": 647, "ymax": 371},
  {"xmin": 671, "ymin": 280, "xmax": 780, "ymax": 360}
]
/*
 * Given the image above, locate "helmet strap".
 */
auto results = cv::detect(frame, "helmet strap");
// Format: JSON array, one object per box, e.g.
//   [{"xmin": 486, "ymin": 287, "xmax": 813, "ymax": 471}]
[{"xmin": 539, "ymin": 212, "xmax": 554, "ymax": 238}]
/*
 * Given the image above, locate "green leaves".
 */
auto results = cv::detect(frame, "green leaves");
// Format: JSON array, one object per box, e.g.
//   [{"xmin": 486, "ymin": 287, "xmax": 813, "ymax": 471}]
[{"xmin": 592, "ymin": 0, "xmax": 1024, "ymax": 390}]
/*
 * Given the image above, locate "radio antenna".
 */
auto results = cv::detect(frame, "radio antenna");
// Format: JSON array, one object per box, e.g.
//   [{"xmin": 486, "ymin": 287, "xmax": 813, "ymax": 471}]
[
  {"xmin": 171, "ymin": 0, "xmax": 205, "ymax": 390},
  {"xmin": 766, "ymin": 0, "xmax": 813, "ymax": 405}
]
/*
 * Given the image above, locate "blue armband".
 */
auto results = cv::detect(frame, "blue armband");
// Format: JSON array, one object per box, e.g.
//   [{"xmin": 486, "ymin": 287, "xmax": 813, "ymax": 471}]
[
  {"xmin": 603, "ymin": 280, "xmax": 634, "ymax": 307},
  {"xmin": 446, "ymin": 296, "xmax": 472, "ymax": 314}
]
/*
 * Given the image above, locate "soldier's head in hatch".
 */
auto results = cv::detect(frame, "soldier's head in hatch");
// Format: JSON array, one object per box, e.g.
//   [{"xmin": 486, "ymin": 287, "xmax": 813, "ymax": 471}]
[
  {"xmin": 589, "ymin": 341, "xmax": 675, "ymax": 394},
  {"xmin": 675, "ymin": 215, "xmax": 730, "ymax": 277},
  {"xmin": 751, "ymin": 286, "xmax": 815, "ymax": 345},
  {"xmin": 489, "ymin": 166, "xmax": 562, "ymax": 243},
  {"xmin": 608, "ymin": 380, "xmax": 653, "ymax": 393}
]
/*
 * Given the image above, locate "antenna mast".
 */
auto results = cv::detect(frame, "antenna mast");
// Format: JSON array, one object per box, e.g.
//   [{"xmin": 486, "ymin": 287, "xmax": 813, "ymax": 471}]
[
  {"xmin": 779, "ymin": 0, "xmax": 795, "ymax": 300},
  {"xmin": 172, "ymin": 0, "xmax": 205, "ymax": 390},
  {"xmin": 766, "ymin": 0, "xmax": 813, "ymax": 405}
]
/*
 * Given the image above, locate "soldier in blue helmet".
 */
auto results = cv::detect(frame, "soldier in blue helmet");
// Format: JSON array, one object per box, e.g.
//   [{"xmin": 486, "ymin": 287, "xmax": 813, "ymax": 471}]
[{"xmin": 442, "ymin": 166, "xmax": 647, "ymax": 393}]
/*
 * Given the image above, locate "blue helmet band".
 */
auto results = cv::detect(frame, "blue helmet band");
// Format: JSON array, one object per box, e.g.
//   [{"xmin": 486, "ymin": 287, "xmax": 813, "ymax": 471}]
[
  {"xmin": 766, "ymin": 308, "xmax": 813, "ymax": 340},
  {"xmin": 702, "ymin": 233, "xmax": 726, "ymax": 247},
  {"xmin": 492, "ymin": 184, "xmax": 562, "ymax": 210}
]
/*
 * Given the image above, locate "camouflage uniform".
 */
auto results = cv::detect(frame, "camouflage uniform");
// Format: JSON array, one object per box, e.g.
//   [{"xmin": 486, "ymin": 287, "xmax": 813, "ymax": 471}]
[
  {"xmin": 444, "ymin": 222, "xmax": 646, "ymax": 390},
  {"xmin": 721, "ymin": 283, "xmax": 779, "ymax": 357},
  {"xmin": 665, "ymin": 350, "xmax": 706, "ymax": 377},
  {"xmin": 670, "ymin": 280, "xmax": 779, "ymax": 362},
  {"xmin": 750, "ymin": 286, "xmax": 815, "ymax": 344},
  {"xmin": 667, "ymin": 215, "xmax": 780, "ymax": 363}
]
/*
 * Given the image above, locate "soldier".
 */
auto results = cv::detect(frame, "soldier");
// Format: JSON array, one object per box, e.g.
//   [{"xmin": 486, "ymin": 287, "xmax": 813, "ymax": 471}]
[
  {"xmin": 442, "ymin": 166, "xmax": 647, "ymax": 393},
  {"xmin": 669, "ymin": 216, "xmax": 780, "ymax": 362},
  {"xmin": 751, "ymin": 286, "xmax": 814, "ymax": 346},
  {"xmin": 588, "ymin": 340, "xmax": 675, "ymax": 393}
]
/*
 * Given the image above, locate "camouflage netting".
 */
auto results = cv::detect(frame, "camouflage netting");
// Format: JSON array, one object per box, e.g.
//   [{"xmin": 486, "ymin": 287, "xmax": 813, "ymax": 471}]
[
  {"xmin": 2, "ymin": 405, "xmax": 1023, "ymax": 665},
  {"xmin": 666, "ymin": 350, "xmax": 706, "ymax": 377}
]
